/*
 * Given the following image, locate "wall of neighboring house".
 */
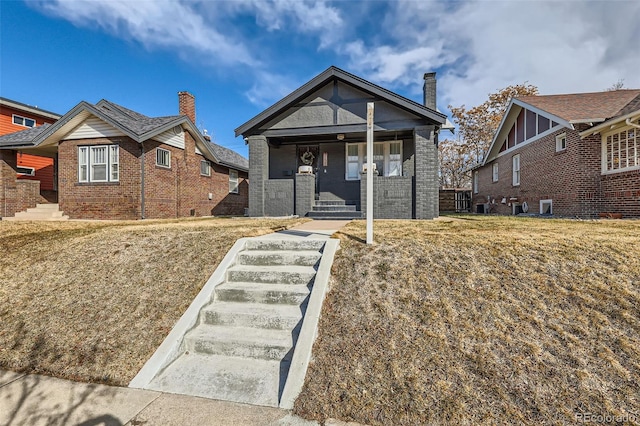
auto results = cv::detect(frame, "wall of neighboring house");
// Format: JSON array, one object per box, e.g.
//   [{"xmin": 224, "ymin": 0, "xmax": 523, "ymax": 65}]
[
  {"xmin": 473, "ymin": 127, "xmax": 603, "ymax": 218},
  {"xmin": 0, "ymin": 104, "xmax": 56, "ymax": 194},
  {"xmin": 58, "ymin": 132, "xmax": 248, "ymax": 220}
]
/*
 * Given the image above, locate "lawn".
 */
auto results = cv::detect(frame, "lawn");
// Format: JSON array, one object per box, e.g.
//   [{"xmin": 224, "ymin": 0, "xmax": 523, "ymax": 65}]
[
  {"xmin": 294, "ymin": 216, "xmax": 640, "ymax": 425},
  {"xmin": 0, "ymin": 217, "xmax": 307, "ymax": 386}
]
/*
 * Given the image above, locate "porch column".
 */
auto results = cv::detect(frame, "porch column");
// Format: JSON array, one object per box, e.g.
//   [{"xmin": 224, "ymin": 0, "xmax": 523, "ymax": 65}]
[
  {"xmin": 0, "ymin": 150, "xmax": 18, "ymax": 218},
  {"xmin": 248, "ymin": 135, "xmax": 268, "ymax": 217},
  {"xmin": 295, "ymin": 173, "xmax": 315, "ymax": 217},
  {"xmin": 414, "ymin": 125, "xmax": 439, "ymax": 219}
]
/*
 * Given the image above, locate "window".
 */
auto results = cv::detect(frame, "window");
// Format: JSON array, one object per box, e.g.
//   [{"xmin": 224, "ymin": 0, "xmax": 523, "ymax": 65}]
[
  {"xmin": 473, "ymin": 171, "xmax": 479, "ymax": 194},
  {"xmin": 345, "ymin": 141, "xmax": 402, "ymax": 180},
  {"xmin": 492, "ymin": 163, "xmax": 499, "ymax": 182},
  {"xmin": 540, "ymin": 199, "xmax": 553, "ymax": 215},
  {"xmin": 512, "ymin": 154, "xmax": 521, "ymax": 186},
  {"xmin": 556, "ymin": 133, "xmax": 567, "ymax": 152},
  {"xmin": 78, "ymin": 145, "xmax": 119, "ymax": 183},
  {"xmin": 200, "ymin": 160, "xmax": 211, "ymax": 176},
  {"xmin": 604, "ymin": 127, "xmax": 638, "ymax": 173},
  {"xmin": 229, "ymin": 169, "xmax": 239, "ymax": 194},
  {"xmin": 17, "ymin": 166, "xmax": 35, "ymax": 176},
  {"xmin": 12, "ymin": 114, "xmax": 36, "ymax": 128},
  {"xmin": 156, "ymin": 148, "xmax": 171, "ymax": 168}
]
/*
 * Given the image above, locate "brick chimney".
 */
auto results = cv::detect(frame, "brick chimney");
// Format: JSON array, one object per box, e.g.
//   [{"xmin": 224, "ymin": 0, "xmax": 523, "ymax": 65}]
[
  {"xmin": 423, "ymin": 72, "xmax": 436, "ymax": 110},
  {"xmin": 178, "ymin": 91, "xmax": 196, "ymax": 123}
]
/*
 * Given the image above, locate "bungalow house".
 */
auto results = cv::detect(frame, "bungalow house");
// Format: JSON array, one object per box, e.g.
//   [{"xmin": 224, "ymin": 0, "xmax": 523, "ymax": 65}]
[
  {"xmin": 0, "ymin": 97, "xmax": 61, "ymax": 203},
  {"xmin": 472, "ymin": 89, "xmax": 640, "ymax": 218},
  {"xmin": 0, "ymin": 92, "xmax": 248, "ymax": 220},
  {"xmin": 235, "ymin": 66, "xmax": 451, "ymax": 219}
]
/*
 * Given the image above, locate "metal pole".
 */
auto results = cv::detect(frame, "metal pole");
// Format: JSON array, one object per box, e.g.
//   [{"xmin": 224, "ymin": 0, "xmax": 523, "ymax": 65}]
[{"xmin": 366, "ymin": 102, "xmax": 374, "ymax": 244}]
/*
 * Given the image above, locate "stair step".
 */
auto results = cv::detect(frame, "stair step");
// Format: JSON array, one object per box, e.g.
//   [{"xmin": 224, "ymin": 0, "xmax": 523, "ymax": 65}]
[
  {"xmin": 35, "ymin": 203, "xmax": 60, "ymax": 210},
  {"xmin": 185, "ymin": 325, "xmax": 294, "ymax": 360},
  {"xmin": 227, "ymin": 265, "xmax": 316, "ymax": 285},
  {"xmin": 312, "ymin": 205, "xmax": 357, "ymax": 212},
  {"xmin": 23, "ymin": 209, "xmax": 64, "ymax": 216},
  {"xmin": 314, "ymin": 200, "xmax": 347, "ymax": 206},
  {"xmin": 307, "ymin": 211, "xmax": 362, "ymax": 219},
  {"xmin": 236, "ymin": 250, "xmax": 321, "ymax": 267},
  {"xmin": 244, "ymin": 239, "xmax": 325, "ymax": 251},
  {"xmin": 215, "ymin": 282, "xmax": 310, "ymax": 305},
  {"xmin": 201, "ymin": 301, "xmax": 304, "ymax": 329},
  {"xmin": 147, "ymin": 353, "xmax": 285, "ymax": 407}
]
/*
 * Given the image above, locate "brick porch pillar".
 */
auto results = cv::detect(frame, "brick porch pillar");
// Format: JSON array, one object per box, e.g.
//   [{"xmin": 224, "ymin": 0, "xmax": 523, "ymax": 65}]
[
  {"xmin": 0, "ymin": 150, "xmax": 18, "ymax": 218},
  {"xmin": 248, "ymin": 135, "xmax": 268, "ymax": 217},
  {"xmin": 414, "ymin": 125, "xmax": 439, "ymax": 219}
]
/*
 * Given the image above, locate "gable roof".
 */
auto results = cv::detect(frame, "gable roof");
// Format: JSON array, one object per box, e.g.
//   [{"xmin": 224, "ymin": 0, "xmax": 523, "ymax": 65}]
[
  {"xmin": 517, "ymin": 90, "xmax": 640, "ymax": 123},
  {"xmin": 481, "ymin": 89, "xmax": 640, "ymax": 166},
  {"xmin": 0, "ymin": 100, "xmax": 248, "ymax": 172},
  {"xmin": 235, "ymin": 66, "xmax": 447, "ymax": 137}
]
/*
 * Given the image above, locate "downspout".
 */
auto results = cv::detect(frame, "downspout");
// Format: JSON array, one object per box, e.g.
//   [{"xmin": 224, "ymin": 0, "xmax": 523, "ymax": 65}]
[
  {"xmin": 140, "ymin": 141, "xmax": 145, "ymax": 219},
  {"xmin": 625, "ymin": 117, "xmax": 640, "ymax": 129}
]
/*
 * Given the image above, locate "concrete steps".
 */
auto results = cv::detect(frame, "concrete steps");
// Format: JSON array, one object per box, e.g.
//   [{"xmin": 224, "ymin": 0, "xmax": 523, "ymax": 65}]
[
  {"xmin": 4, "ymin": 203, "xmax": 69, "ymax": 221},
  {"xmin": 307, "ymin": 199, "xmax": 362, "ymax": 220},
  {"xmin": 146, "ymin": 238, "xmax": 326, "ymax": 407}
]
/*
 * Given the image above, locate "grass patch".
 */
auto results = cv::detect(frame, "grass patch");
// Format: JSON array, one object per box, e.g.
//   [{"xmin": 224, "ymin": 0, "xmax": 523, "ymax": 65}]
[
  {"xmin": 294, "ymin": 216, "xmax": 640, "ymax": 425},
  {"xmin": 0, "ymin": 217, "xmax": 308, "ymax": 386}
]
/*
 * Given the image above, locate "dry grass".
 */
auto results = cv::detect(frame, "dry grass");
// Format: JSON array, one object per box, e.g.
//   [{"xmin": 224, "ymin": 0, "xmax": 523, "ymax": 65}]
[
  {"xmin": 295, "ymin": 216, "xmax": 640, "ymax": 425},
  {"xmin": 0, "ymin": 217, "xmax": 307, "ymax": 386}
]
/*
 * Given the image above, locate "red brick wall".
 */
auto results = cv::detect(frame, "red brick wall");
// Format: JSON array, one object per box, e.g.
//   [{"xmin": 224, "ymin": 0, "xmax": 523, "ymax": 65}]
[
  {"xmin": 58, "ymin": 134, "xmax": 248, "ymax": 220},
  {"xmin": 473, "ymin": 125, "xmax": 640, "ymax": 218},
  {"xmin": 58, "ymin": 137, "xmax": 142, "ymax": 220}
]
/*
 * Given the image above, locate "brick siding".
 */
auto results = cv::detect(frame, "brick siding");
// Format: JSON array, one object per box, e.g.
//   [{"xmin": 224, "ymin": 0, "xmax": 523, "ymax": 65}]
[{"xmin": 473, "ymin": 125, "xmax": 640, "ymax": 218}]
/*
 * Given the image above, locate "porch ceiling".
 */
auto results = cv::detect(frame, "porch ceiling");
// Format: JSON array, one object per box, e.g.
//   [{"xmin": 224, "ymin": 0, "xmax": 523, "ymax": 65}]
[
  {"xmin": 12, "ymin": 145, "xmax": 58, "ymax": 158},
  {"xmin": 268, "ymin": 129, "xmax": 415, "ymax": 145}
]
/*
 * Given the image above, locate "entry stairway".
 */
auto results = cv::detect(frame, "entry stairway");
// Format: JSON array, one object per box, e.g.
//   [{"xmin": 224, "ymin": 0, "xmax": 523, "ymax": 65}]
[
  {"xmin": 4, "ymin": 203, "xmax": 68, "ymax": 221},
  {"xmin": 307, "ymin": 199, "xmax": 362, "ymax": 220},
  {"xmin": 143, "ymin": 238, "xmax": 329, "ymax": 407}
]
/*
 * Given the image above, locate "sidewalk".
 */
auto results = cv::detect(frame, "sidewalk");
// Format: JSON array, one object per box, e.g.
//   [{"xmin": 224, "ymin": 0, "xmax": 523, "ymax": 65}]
[{"xmin": 1, "ymin": 220, "xmax": 353, "ymax": 426}]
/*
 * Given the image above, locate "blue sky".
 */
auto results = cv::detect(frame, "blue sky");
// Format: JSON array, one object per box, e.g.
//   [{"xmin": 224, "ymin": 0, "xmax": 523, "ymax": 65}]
[{"xmin": 2, "ymin": 0, "xmax": 639, "ymax": 157}]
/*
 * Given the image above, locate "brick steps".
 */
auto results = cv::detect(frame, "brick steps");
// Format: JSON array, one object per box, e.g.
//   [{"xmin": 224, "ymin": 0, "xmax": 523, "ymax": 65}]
[
  {"xmin": 3, "ymin": 203, "xmax": 69, "ymax": 221},
  {"xmin": 307, "ymin": 199, "xmax": 362, "ymax": 220}
]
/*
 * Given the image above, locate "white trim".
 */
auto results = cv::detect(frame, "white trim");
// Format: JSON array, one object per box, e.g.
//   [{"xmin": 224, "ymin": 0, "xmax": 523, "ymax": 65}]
[
  {"xmin": 601, "ymin": 125, "xmax": 638, "ymax": 174},
  {"xmin": 512, "ymin": 154, "xmax": 521, "ymax": 186},
  {"xmin": 200, "ymin": 160, "xmax": 211, "ymax": 177},
  {"xmin": 539, "ymin": 199, "xmax": 553, "ymax": 215},
  {"xmin": 492, "ymin": 163, "xmax": 499, "ymax": 182},
  {"xmin": 580, "ymin": 110, "xmax": 640, "ymax": 137},
  {"xmin": 78, "ymin": 144, "xmax": 119, "ymax": 183},
  {"xmin": 229, "ymin": 169, "xmax": 239, "ymax": 194},
  {"xmin": 555, "ymin": 133, "xmax": 567, "ymax": 152},
  {"xmin": 12, "ymin": 114, "xmax": 36, "ymax": 128},
  {"xmin": 156, "ymin": 147, "xmax": 171, "ymax": 168},
  {"xmin": 473, "ymin": 171, "xmax": 479, "ymax": 194}
]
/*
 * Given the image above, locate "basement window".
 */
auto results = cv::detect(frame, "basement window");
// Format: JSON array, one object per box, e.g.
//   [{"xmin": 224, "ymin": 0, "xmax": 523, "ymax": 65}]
[
  {"xmin": 540, "ymin": 199, "xmax": 553, "ymax": 215},
  {"xmin": 17, "ymin": 166, "xmax": 35, "ymax": 176}
]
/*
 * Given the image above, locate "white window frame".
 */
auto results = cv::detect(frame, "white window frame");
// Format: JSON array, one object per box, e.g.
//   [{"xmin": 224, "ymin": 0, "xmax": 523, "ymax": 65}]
[
  {"xmin": 473, "ymin": 171, "xmax": 479, "ymax": 194},
  {"xmin": 78, "ymin": 145, "xmax": 119, "ymax": 183},
  {"xmin": 344, "ymin": 141, "xmax": 403, "ymax": 180},
  {"xmin": 200, "ymin": 160, "xmax": 211, "ymax": 176},
  {"xmin": 17, "ymin": 166, "xmax": 36, "ymax": 176},
  {"xmin": 602, "ymin": 126, "xmax": 639, "ymax": 174},
  {"xmin": 12, "ymin": 114, "xmax": 36, "ymax": 128},
  {"xmin": 512, "ymin": 154, "xmax": 521, "ymax": 186},
  {"xmin": 229, "ymin": 169, "xmax": 239, "ymax": 194},
  {"xmin": 156, "ymin": 148, "xmax": 171, "ymax": 168},
  {"xmin": 556, "ymin": 133, "xmax": 567, "ymax": 152},
  {"xmin": 492, "ymin": 163, "xmax": 499, "ymax": 182},
  {"xmin": 540, "ymin": 199, "xmax": 553, "ymax": 215}
]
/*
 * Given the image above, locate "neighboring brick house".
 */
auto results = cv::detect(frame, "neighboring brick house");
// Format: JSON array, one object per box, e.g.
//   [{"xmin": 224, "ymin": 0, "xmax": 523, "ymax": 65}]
[
  {"xmin": 472, "ymin": 89, "xmax": 640, "ymax": 218},
  {"xmin": 0, "ymin": 97, "xmax": 61, "ymax": 202},
  {"xmin": 235, "ymin": 66, "xmax": 453, "ymax": 219},
  {"xmin": 0, "ymin": 92, "xmax": 248, "ymax": 219}
]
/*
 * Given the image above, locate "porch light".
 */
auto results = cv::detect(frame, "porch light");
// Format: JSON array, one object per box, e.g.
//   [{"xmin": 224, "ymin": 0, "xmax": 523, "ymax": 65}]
[{"xmin": 337, "ymin": 134, "xmax": 345, "ymax": 140}]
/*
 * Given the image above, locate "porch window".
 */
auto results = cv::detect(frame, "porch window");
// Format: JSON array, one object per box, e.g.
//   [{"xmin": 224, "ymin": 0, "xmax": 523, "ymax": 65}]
[
  {"xmin": 345, "ymin": 141, "xmax": 402, "ymax": 180},
  {"xmin": 229, "ymin": 169, "xmax": 239, "ymax": 194},
  {"xmin": 78, "ymin": 145, "xmax": 119, "ymax": 183},
  {"xmin": 603, "ymin": 127, "xmax": 638, "ymax": 173}
]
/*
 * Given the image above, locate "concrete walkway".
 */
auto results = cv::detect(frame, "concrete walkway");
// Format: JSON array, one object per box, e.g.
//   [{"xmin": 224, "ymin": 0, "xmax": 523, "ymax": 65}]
[{"xmin": 0, "ymin": 220, "xmax": 354, "ymax": 426}]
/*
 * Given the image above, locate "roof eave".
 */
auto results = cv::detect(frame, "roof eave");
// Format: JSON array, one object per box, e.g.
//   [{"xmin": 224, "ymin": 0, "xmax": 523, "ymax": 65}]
[
  {"xmin": 0, "ymin": 97, "xmax": 62, "ymax": 120},
  {"xmin": 578, "ymin": 109, "xmax": 640, "ymax": 138}
]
